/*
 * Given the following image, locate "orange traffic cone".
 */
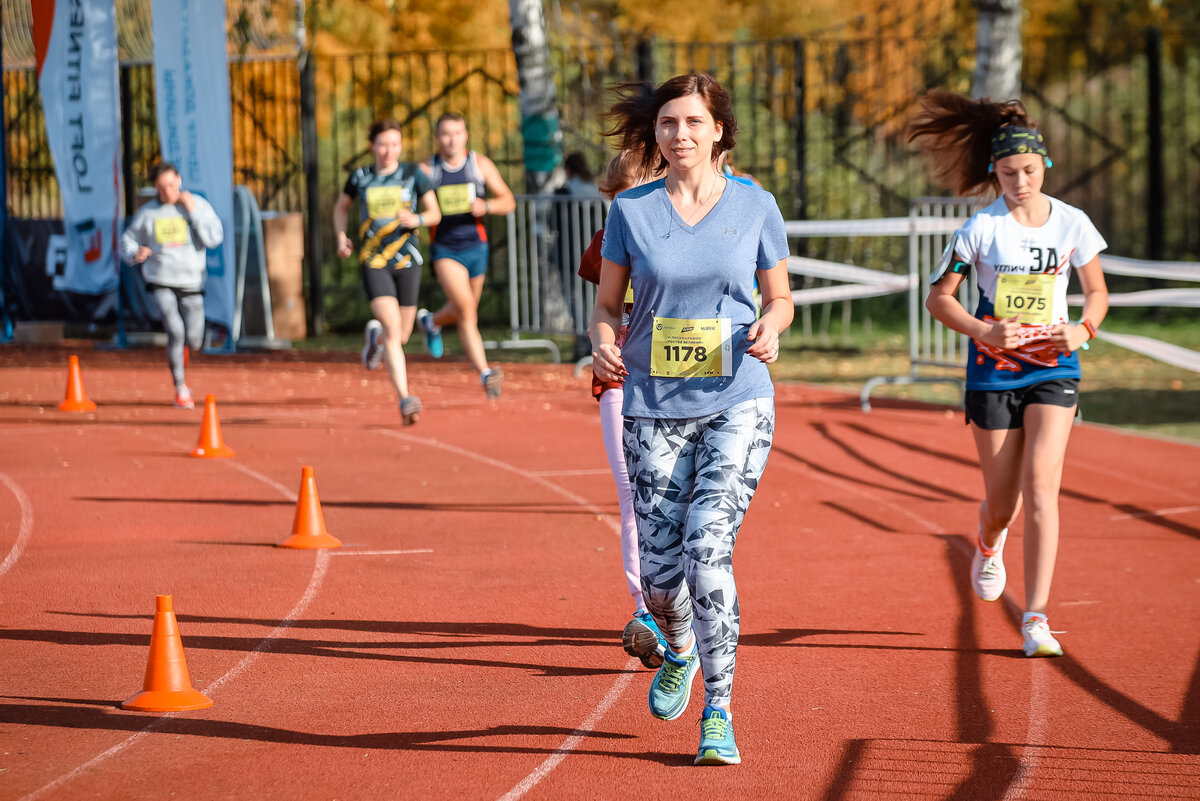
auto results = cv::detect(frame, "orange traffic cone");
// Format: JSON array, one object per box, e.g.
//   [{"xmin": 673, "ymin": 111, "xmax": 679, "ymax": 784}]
[
  {"xmin": 59, "ymin": 355, "xmax": 97, "ymax": 412},
  {"xmin": 189, "ymin": 394, "xmax": 235, "ymax": 458},
  {"xmin": 277, "ymin": 466, "xmax": 342, "ymax": 549},
  {"xmin": 121, "ymin": 595, "xmax": 213, "ymax": 712}
]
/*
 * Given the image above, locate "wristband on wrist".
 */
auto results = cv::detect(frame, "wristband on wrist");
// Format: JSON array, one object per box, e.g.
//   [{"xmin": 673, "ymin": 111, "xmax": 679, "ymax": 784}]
[
  {"xmin": 417, "ymin": 213, "xmax": 424, "ymax": 227},
  {"xmin": 1081, "ymin": 318, "xmax": 1098, "ymax": 339},
  {"xmin": 484, "ymin": 200, "xmax": 490, "ymax": 214}
]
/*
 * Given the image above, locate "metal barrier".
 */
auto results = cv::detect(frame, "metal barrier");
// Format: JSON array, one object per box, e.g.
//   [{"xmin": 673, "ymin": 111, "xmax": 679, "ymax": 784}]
[
  {"xmin": 782, "ymin": 199, "xmax": 973, "ymax": 411},
  {"xmin": 859, "ymin": 198, "xmax": 974, "ymax": 411},
  {"xmin": 496, "ymin": 195, "xmax": 607, "ymax": 363}
]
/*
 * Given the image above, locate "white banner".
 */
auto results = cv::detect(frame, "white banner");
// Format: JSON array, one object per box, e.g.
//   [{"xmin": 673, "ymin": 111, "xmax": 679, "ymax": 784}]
[
  {"xmin": 151, "ymin": 0, "xmax": 235, "ymax": 334},
  {"xmin": 31, "ymin": 0, "xmax": 123, "ymax": 295}
]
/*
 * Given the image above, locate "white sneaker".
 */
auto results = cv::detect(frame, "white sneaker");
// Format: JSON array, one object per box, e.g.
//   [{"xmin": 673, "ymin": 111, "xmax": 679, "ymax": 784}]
[
  {"xmin": 362, "ymin": 320, "xmax": 383, "ymax": 370},
  {"xmin": 971, "ymin": 528, "xmax": 1007, "ymax": 601},
  {"xmin": 1021, "ymin": 613, "xmax": 1063, "ymax": 657}
]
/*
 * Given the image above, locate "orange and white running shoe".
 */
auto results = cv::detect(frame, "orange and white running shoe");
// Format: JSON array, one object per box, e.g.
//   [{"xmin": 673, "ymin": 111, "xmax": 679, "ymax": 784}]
[
  {"xmin": 971, "ymin": 527, "xmax": 1007, "ymax": 601},
  {"xmin": 174, "ymin": 385, "xmax": 195, "ymax": 409},
  {"xmin": 1021, "ymin": 613, "xmax": 1063, "ymax": 657}
]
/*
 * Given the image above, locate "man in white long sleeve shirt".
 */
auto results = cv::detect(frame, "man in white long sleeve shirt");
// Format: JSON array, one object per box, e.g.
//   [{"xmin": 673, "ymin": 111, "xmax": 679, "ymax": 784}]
[{"xmin": 119, "ymin": 162, "xmax": 223, "ymax": 408}]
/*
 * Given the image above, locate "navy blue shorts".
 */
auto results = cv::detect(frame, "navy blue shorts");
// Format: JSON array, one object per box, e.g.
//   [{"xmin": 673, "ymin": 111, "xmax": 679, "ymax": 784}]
[
  {"xmin": 964, "ymin": 378, "xmax": 1080, "ymax": 429},
  {"xmin": 431, "ymin": 242, "xmax": 489, "ymax": 279}
]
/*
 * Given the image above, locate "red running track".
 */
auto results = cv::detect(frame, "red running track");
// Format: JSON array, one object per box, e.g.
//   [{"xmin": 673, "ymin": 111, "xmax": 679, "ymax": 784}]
[{"xmin": 0, "ymin": 346, "xmax": 1198, "ymax": 800}]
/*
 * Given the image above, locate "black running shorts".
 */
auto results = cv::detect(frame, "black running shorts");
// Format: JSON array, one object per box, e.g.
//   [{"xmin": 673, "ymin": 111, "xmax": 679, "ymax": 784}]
[
  {"xmin": 964, "ymin": 377, "xmax": 1080, "ymax": 429},
  {"xmin": 361, "ymin": 262, "xmax": 421, "ymax": 306}
]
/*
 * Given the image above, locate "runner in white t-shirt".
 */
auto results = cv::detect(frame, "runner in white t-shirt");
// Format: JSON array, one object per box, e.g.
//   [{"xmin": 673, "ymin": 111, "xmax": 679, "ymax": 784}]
[{"xmin": 910, "ymin": 91, "xmax": 1110, "ymax": 658}]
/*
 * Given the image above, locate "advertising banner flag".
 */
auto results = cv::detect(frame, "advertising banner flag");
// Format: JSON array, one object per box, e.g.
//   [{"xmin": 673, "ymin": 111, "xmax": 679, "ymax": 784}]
[
  {"xmin": 31, "ymin": 0, "xmax": 123, "ymax": 295},
  {"xmin": 151, "ymin": 0, "xmax": 236, "ymax": 334}
]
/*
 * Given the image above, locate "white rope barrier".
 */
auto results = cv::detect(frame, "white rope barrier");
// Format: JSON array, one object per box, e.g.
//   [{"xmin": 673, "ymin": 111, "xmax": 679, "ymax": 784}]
[{"xmin": 1101, "ymin": 255, "xmax": 1200, "ymax": 282}]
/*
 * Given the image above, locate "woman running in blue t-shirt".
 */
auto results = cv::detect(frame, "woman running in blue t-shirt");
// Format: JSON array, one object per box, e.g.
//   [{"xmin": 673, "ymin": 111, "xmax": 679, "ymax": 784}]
[{"xmin": 590, "ymin": 73, "xmax": 794, "ymax": 766}]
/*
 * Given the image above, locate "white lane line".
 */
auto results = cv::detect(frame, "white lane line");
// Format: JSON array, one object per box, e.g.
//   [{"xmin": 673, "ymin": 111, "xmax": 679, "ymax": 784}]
[
  {"xmin": 497, "ymin": 659, "xmax": 639, "ymax": 801},
  {"xmin": 0, "ymin": 472, "xmax": 34, "ymax": 582},
  {"xmin": 1069, "ymin": 458, "xmax": 1198, "ymax": 503},
  {"xmin": 1110, "ymin": 505, "xmax": 1200, "ymax": 522},
  {"xmin": 20, "ymin": 452, "xmax": 329, "ymax": 801},
  {"xmin": 376, "ymin": 429, "xmax": 621, "ymax": 538},
  {"xmin": 775, "ymin": 431, "xmax": 1045, "ymax": 797},
  {"xmin": 527, "ymin": 469, "xmax": 612, "ymax": 477},
  {"xmin": 330, "ymin": 548, "xmax": 434, "ymax": 556},
  {"xmin": 374, "ymin": 429, "xmax": 634, "ymax": 801},
  {"xmin": 1002, "ymin": 660, "xmax": 1049, "ymax": 801}
]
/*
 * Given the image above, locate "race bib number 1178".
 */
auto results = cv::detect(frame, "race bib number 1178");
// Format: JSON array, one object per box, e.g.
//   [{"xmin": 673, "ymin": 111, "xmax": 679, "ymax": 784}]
[{"xmin": 650, "ymin": 316, "xmax": 732, "ymax": 377}]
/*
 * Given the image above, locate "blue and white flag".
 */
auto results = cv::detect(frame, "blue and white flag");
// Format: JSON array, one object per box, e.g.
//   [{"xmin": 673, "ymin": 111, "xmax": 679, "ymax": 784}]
[
  {"xmin": 152, "ymin": 0, "xmax": 236, "ymax": 334},
  {"xmin": 31, "ymin": 0, "xmax": 123, "ymax": 295}
]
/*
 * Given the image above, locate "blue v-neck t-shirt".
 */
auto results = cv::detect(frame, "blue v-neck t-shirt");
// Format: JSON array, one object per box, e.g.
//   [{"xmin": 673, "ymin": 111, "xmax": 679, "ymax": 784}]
[{"xmin": 600, "ymin": 177, "xmax": 789, "ymax": 419}]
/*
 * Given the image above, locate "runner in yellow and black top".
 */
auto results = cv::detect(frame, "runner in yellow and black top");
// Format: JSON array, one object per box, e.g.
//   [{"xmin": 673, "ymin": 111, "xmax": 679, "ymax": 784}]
[
  {"xmin": 417, "ymin": 112, "xmax": 515, "ymax": 399},
  {"xmin": 333, "ymin": 118, "xmax": 441, "ymax": 425}
]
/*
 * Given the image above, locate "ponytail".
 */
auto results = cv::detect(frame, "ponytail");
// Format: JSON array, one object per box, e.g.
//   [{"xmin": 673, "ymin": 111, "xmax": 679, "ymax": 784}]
[{"xmin": 908, "ymin": 90, "xmax": 1036, "ymax": 197}]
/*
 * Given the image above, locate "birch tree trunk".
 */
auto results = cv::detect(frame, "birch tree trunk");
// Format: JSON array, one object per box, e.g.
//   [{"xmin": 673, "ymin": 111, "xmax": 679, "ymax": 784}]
[
  {"xmin": 973, "ymin": 0, "xmax": 1023, "ymax": 101},
  {"xmin": 508, "ymin": 0, "xmax": 572, "ymax": 331},
  {"xmin": 508, "ymin": 0, "xmax": 562, "ymax": 194}
]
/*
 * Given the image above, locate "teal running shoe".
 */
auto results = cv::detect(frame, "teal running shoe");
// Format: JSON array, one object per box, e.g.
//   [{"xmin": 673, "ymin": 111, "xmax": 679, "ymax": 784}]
[
  {"xmin": 648, "ymin": 645, "xmax": 699, "ymax": 721},
  {"xmin": 695, "ymin": 706, "xmax": 740, "ymax": 765},
  {"xmin": 417, "ymin": 309, "xmax": 444, "ymax": 359},
  {"xmin": 623, "ymin": 610, "xmax": 667, "ymax": 669}
]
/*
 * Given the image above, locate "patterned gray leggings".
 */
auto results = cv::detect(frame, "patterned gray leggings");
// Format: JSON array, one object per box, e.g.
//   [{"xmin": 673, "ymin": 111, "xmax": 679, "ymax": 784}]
[{"xmin": 623, "ymin": 397, "xmax": 775, "ymax": 708}]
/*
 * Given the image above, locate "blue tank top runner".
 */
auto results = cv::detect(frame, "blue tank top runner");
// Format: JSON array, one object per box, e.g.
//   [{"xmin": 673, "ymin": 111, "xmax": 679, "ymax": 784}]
[{"xmin": 428, "ymin": 152, "xmax": 489, "ymax": 251}]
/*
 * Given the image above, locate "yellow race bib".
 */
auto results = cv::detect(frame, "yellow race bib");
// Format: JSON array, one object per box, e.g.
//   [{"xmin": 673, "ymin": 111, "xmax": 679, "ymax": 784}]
[
  {"xmin": 650, "ymin": 316, "xmax": 732, "ymax": 377},
  {"xmin": 437, "ymin": 183, "xmax": 475, "ymax": 216},
  {"xmin": 365, "ymin": 185, "xmax": 408, "ymax": 220},
  {"xmin": 154, "ymin": 217, "xmax": 190, "ymax": 247},
  {"xmin": 995, "ymin": 273, "xmax": 1054, "ymax": 325}
]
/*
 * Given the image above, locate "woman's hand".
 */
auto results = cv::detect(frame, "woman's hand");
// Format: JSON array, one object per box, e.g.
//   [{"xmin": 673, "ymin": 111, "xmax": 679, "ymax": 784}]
[
  {"xmin": 592, "ymin": 343, "xmax": 627, "ymax": 383},
  {"xmin": 1051, "ymin": 323, "xmax": 1090, "ymax": 354},
  {"xmin": 979, "ymin": 316, "xmax": 1022, "ymax": 350},
  {"xmin": 395, "ymin": 208, "xmax": 422, "ymax": 229},
  {"xmin": 335, "ymin": 232, "xmax": 353, "ymax": 259},
  {"xmin": 746, "ymin": 320, "xmax": 781, "ymax": 364}
]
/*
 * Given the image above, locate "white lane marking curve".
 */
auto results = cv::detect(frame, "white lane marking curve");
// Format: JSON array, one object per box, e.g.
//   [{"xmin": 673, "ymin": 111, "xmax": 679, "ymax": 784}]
[
  {"xmin": 0, "ymin": 472, "xmax": 34, "ymax": 582},
  {"xmin": 774, "ymin": 424, "xmax": 1045, "ymax": 800},
  {"xmin": 20, "ymin": 456, "xmax": 329, "ymax": 801},
  {"xmin": 374, "ymin": 429, "xmax": 633, "ymax": 800}
]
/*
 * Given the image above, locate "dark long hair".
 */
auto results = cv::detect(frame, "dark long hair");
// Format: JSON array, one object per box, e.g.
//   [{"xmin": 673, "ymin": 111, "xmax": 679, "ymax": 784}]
[
  {"xmin": 908, "ymin": 90, "xmax": 1038, "ymax": 196},
  {"xmin": 602, "ymin": 74, "xmax": 737, "ymax": 174}
]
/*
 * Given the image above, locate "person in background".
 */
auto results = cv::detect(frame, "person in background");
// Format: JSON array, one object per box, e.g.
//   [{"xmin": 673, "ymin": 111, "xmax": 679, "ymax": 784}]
[
  {"xmin": 418, "ymin": 113, "xmax": 515, "ymax": 399},
  {"xmin": 557, "ymin": 151, "xmax": 603, "ymax": 361},
  {"xmin": 910, "ymin": 90, "xmax": 1109, "ymax": 657},
  {"xmin": 558, "ymin": 152, "xmax": 602, "ymax": 198},
  {"xmin": 332, "ymin": 118, "xmax": 441, "ymax": 425},
  {"xmin": 590, "ymin": 73, "xmax": 793, "ymax": 766},
  {"xmin": 717, "ymin": 152, "xmax": 760, "ymax": 188},
  {"xmin": 120, "ymin": 161, "xmax": 223, "ymax": 409},
  {"xmin": 577, "ymin": 150, "xmax": 667, "ymax": 671}
]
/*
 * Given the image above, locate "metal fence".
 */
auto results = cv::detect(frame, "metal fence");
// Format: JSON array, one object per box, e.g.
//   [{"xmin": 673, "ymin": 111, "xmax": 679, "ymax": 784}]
[{"xmin": 3, "ymin": 27, "xmax": 1199, "ymax": 329}]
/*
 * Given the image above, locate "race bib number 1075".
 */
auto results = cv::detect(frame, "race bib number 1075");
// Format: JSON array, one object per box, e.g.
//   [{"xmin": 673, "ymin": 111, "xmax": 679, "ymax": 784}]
[
  {"xmin": 994, "ymin": 273, "xmax": 1054, "ymax": 326},
  {"xmin": 650, "ymin": 316, "xmax": 732, "ymax": 377}
]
